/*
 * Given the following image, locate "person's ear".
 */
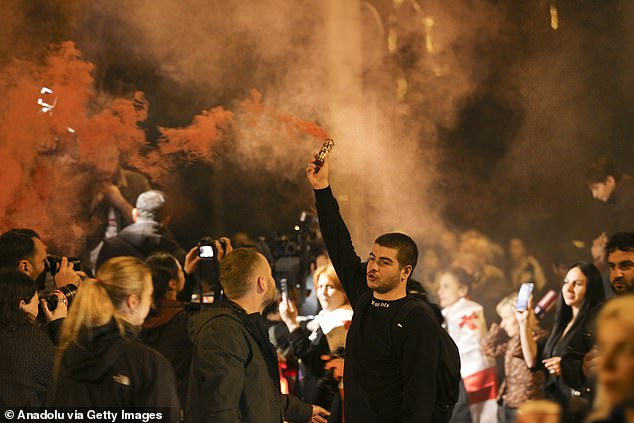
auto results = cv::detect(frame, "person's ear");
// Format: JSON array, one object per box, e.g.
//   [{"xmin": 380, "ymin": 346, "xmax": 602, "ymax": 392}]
[
  {"xmin": 256, "ymin": 275, "xmax": 266, "ymax": 294},
  {"xmin": 606, "ymin": 175, "xmax": 616, "ymax": 188},
  {"xmin": 127, "ymin": 294, "xmax": 139, "ymax": 310},
  {"xmin": 401, "ymin": 265, "xmax": 413, "ymax": 281},
  {"xmin": 168, "ymin": 279, "xmax": 177, "ymax": 291},
  {"xmin": 18, "ymin": 259, "xmax": 32, "ymax": 276},
  {"xmin": 131, "ymin": 208, "xmax": 139, "ymax": 223},
  {"xmin": 19, "ymin": 299, "xmax": 27, "ymax": 312}
]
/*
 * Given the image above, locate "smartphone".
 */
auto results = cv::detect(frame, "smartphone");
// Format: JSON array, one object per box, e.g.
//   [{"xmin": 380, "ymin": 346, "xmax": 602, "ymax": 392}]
[
  {"xmin": 280, "ymin": 277, "xmax": 289, "ymax": 302},
  {"xmin": 515, "ymin": 282, "xmax": 534, "ymax": 311},
  {"xmin": 198, "ymin": 238, "xmax": 215, "ymax": 260}
]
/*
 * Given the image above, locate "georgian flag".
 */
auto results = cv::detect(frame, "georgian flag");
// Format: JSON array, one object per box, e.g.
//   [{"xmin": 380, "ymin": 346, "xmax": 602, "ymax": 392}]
[{"xmin": 443, "ymin": 298, "xmax": 498, "ymax": 423}]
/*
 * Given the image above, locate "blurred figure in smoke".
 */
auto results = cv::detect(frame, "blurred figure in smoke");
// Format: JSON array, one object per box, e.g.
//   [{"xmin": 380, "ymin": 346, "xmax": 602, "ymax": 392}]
[
  {"xmin": 508, "ymin": 237, "xmax": 547, "ymax": 292},
  {"xmin": 587, "ymin": 295, "xmax": 634, "ymax": 423},
  {"xmin": 83, "ymin": 142, "xmax": 150, "ymax": 274},
  {"xmin": 585, "ymin": 159, "xmax": 634, "ymax": 270},
  {"xmin": 452, "ymin": 250, "xmax": 512, "ymax": 326},
  {"xmin": 439, "ymin": 230, "xmax": 459, "ymax": 268},
  {"xmin": 419, "ymin": 247, "xmax": 443, "ymax": 302}
]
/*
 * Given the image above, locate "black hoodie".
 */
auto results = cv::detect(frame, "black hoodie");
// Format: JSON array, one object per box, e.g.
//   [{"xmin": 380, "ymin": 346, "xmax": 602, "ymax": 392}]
[{"xmin": 48, "ymin": 319, "xmax": 180, "ymax": 421}]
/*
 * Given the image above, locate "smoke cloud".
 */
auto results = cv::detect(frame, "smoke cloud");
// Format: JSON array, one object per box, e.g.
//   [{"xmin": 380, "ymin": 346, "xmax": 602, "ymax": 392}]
[{"xmin": 1, "ymin": 0, "xmax": 631, "ymax": 267}]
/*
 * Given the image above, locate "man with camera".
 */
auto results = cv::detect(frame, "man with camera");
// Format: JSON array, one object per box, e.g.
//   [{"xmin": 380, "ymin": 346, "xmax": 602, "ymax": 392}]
[
  {"xmin": 0, "ymin": 229, "xmax": 78, "ymax": 341},
  {"xmin": 0, "ymin": 228, "xmax": 81, "ymax": 289},
  {"xmin": 187, "ymin": 247, "xmax": 330, "ymax": 423},
  {"xmin": 306, "ymin": 155, "xmax": 457, "ymax": 423}
]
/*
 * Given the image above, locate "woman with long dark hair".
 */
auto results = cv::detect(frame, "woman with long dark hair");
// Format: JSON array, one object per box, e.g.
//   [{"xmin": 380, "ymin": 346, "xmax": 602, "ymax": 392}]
[
  {"xmin": 517, "ymin": 261, "xmax": 605, "ymax": 422},
  {"xmin": 0, "ymin": 269, "xmax": 66, "ymax": 407}
]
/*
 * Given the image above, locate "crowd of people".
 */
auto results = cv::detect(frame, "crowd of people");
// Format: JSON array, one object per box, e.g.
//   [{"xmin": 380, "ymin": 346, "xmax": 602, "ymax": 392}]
[{"xmin": 0, "ymin": 154, "xmax": 632, "ymax": 423}]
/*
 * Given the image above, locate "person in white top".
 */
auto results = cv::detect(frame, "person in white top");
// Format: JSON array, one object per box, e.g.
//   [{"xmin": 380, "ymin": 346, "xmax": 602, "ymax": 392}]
[{"xmin": 438, "ymin": 266, "xmax": 498, "ymax": 423}]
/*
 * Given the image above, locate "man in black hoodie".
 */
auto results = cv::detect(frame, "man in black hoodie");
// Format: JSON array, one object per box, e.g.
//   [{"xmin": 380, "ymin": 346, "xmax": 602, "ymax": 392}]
[
  {"xmin": 96, "ymin": 190, "xmax": 185, "ymax": 270},
  {"xmin": 306, "ymin": 155, "xmax": 452, "ymax": 423},
  {"xmin": 187, "ymin": 248, "xmax": 329, "ymax": 423}
]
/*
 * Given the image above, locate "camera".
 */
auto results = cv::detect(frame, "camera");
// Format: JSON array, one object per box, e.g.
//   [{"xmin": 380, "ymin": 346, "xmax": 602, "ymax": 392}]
[
  {"xmin": 45, "ymin": 283, "xmax": 78, "ymax": 311},
  {"xmin": 198, "ymin": 237, "xmax": 227, "ymax": 260},
  {"xmin": 47, "ymin": 256, "xmax": 81, "ymax": 276}
]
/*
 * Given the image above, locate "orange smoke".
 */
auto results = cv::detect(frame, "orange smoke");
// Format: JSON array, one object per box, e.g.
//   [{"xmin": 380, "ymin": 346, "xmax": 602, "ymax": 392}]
[{"xmin": 0, "ymin": 42, "xmax": 328, "ymax": 253}]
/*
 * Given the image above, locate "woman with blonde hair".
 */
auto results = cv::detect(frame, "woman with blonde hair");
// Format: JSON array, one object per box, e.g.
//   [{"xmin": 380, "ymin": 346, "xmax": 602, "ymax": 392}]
[
  {"xmin": 481, "ymin": 293, "xmax": 547, "ymax": 423},
  {"xmin": 279, "ymin": 264, "xmax": 352, "ymax": 422},
  {"xmin": 47, "ymin": 257, "xmax": 179, "ymax": 419},
  {"xmin": 588, "ymin": 295, "xmax": 634, "ymax": 423}
]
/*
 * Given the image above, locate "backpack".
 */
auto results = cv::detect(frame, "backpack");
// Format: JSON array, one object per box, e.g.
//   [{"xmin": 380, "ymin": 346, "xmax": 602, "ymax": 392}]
[{"xmin": 392, "ymin": 296, "xmax": 461, "ymax": 421}]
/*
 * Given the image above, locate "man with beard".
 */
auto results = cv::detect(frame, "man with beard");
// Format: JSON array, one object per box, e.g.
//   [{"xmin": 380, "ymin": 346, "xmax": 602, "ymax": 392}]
[
  {"xmin": 306, "ymin": 156, "xmax": 455, "ymax": 423},
  {"xmin": 186, "ymin": 248, "xmax": 330, "ymax": 423},
  {"xmin": 0, "ymin": 229, "xmax": 80, "ymax": 289},
  {"xmin": 606, "ymin": 232, "xmax": 634, "ymax": 295}
]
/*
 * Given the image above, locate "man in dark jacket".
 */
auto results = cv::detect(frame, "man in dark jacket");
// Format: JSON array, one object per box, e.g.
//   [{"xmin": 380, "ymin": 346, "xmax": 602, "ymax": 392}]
[
  {"xmin": 186, "ymin": 248, "xmax": 329, "ymax": 423},
  {"xmin": 306, "ymin": 156, "xmax": 451, "ymax": 423},
  {"xmin": 96, "ymin": 190, "xmax": 185, "ymax": 270}
]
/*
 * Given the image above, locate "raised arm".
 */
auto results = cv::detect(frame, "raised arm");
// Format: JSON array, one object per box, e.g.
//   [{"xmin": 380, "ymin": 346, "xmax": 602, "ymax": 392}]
[{"xmin": 306, "ymin": 156, "xmax": 367, "ymax": 306}]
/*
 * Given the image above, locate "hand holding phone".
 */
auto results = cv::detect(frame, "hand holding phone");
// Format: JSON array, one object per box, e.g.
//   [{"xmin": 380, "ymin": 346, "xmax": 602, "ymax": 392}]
[{"xmin": 515, "ymin": 282, "xmax": 534, "ymax": 312}]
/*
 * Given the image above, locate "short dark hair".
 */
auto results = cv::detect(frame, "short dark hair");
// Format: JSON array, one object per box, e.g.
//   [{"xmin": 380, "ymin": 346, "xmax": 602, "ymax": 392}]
[
  {"xmin": 0, "ymin": 231, "xmax": 37, "ymax": 270},
  {"xmin": 606, "ymin": 232, "xmax": 634, "ymax": 255},
  {"xmin": 0, "ymin": 269, "xmax": 38, "ymax": 332},
  {"xmin": 585, "ymin": 158, "xmax": 621, "ymax": 185},
  {"xmin": 220, "ymin": 248, "xmax": 264, "ymax": 300},
  {"xmin": 374, "ymin": 232, "xmax": 418, "ymax": 273},
  {"xmin": 136, "ymin": 190, "xmax": 169, "ymax": 222}
]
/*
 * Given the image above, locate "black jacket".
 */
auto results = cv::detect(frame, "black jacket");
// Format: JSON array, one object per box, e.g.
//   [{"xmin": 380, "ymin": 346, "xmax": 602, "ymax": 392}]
[
  {"xmin": 314, "ymin": 186, "xmax": 444, "ymax": 423},
  {"xmin": 96, "ymin": 221, "xmax": 186, "ymax": 269},
  {"xmin": 48, "ymin": 319, "xmax": 180, "ymax": 422},
  {"xmin": 0, "ymin": 322, "xmax": 60, "ymax": 408},
  {"xmin": 186, "ymin": 300, "xmax": 312, "ymax": 423},
  {"xmin": 140, "ymin": 300, "xmax": 193, "ymax": 411}
]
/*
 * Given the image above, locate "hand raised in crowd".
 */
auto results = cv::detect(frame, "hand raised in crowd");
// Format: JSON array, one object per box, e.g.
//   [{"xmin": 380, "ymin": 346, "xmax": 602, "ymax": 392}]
[
  {"xmin": 100, "ymin": 182, "xmax": 131, "ymax": 212},
  {"xmin": 310, "ymin": 405, "xmax": 331, "ymax": 423},
  {"xmin": 543, "ymin": 356, "xmax": 562, "ymax": 376},
  {"xmin": 278, "ymin": 298, "xmax": 299, "ymax": 333},
  {"xmin": 514, "ymin": 296, "xmax": 535, "ymax": 329},
  {"xmin": 54, "ymin": 256, "xmax": 82, "ymax": 288},
  {"xmin": 40, "ymin": 291, "xmax": 68, "ymax": 322},
  {"xmin": 215, "ymin": 236, "xmax": 232, "ymax": 261},
  {"xmin": 306, "ymin": 155, "xmax": 330, "ymax": 190},
  {"xmin": 184, "ymin": 246, "xmax": 202, "ymax": 274}
]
